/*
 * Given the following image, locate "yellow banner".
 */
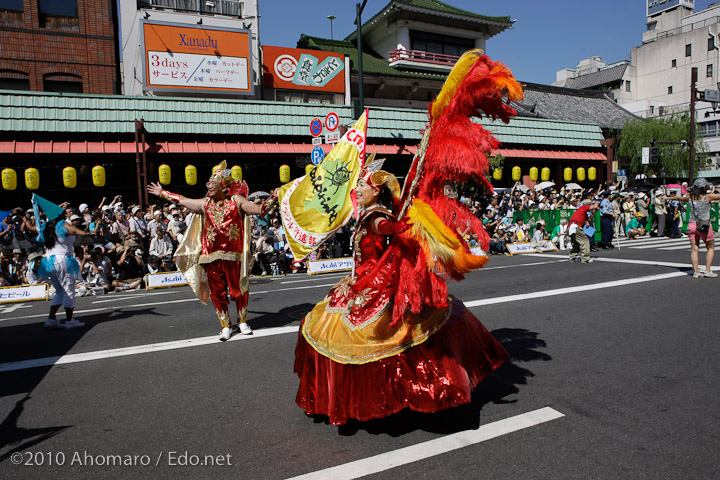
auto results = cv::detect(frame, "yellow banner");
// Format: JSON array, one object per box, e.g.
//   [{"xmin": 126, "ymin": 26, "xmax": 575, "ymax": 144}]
[{"xmin": 279, "ymin": 111, "xmax": 368, "ymax": 260}]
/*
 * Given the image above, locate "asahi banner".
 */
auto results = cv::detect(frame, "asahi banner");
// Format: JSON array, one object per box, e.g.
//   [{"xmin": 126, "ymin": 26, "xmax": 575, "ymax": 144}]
[{"xmin": 145, "ymin": 272, "xmax": 189, "ymax": 289}]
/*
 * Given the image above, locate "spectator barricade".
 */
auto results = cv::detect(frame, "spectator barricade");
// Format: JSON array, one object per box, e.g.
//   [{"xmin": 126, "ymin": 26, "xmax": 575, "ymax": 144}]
[
  {"xmin": 144, "ymin": 271, "xmax": 189, "ymax": 290},
  {"xmin": 306, "ymin": 257, "xmax": 354, "ymax": 275},
  {"xmin": 0, "ymin": 283, "xmax": 48, "ymax": 304},
  {"xmin": 513, "ymin": 209, "xmax": 602, "ymax": 241}
]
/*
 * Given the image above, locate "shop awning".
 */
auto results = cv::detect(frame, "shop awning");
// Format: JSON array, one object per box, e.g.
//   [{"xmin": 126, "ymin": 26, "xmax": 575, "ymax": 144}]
[
  {"xmin": 493, "ymin": 148, "xmax": 606, "ymax": 161},
  {"xmin": 0, "ymin": 140, "xmax": 418, "ymax": 155},
  {"xmin": 0, "ymin": 141, "xmax": 606, "ymax": 161}
]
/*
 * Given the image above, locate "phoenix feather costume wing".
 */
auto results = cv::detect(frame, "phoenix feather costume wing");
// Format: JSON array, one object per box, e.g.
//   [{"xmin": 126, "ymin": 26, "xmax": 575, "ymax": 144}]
[{"xmin": 351, "ymin": 50, "xmax": 523, "ymax": 325}]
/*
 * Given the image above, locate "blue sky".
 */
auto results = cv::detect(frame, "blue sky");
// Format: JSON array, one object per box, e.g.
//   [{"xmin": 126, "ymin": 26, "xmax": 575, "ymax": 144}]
[{"xmin": 259, "ymin": 0, "xmax": 713, "ymax": 85}]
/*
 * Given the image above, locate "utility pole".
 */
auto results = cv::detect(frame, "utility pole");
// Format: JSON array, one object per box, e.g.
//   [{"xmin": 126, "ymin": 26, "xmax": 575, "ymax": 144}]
[
  {"xmin": 689, "ymin": 67, "xmax": 697, "ymax": 183},
  {"xmin": 355, "ymin": 0, "xmax": 368, "ymax": 119}
]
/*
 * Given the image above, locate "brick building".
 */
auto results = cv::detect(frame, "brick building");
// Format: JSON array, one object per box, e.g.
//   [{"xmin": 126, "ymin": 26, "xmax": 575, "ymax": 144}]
[{"xmin": 0, "ymin": 0, "xmax": 119, "ymax": 94}]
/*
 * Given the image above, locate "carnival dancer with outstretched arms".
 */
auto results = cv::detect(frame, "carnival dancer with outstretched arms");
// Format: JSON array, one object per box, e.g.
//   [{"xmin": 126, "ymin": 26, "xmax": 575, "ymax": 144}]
[
  {"xmin": 287, "ymin": 50, "xmax": 523, "ymax": 425},
  {"xmin": 148, "ymin": 161, "xmax": 276, "ymax": 341}
]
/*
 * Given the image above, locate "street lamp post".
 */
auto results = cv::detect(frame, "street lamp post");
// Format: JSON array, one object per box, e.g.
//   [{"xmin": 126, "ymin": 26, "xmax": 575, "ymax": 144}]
[{"xmin": 327, "ymin": 15, "xmax": 335, "ymax": 40}]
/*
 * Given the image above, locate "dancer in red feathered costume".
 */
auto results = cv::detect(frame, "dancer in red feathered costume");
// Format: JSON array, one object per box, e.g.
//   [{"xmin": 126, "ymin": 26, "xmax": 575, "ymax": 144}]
[
  {"xmin": 148, "ymin": 160, "xmax": 277, "ymax": 341},
  {"xmin": 295, "ymin": 51, "xmax": 524, "ymax": 425}
]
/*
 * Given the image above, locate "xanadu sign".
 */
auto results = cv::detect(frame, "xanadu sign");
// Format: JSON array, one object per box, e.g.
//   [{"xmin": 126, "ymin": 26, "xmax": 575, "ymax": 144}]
[
  {"xmin": 263, "ymin": 46, "xmax": 345, "ymax": 93},
  {"xmin": 141, "ymin": 21, "xmax": 253, "ymax": 95}
]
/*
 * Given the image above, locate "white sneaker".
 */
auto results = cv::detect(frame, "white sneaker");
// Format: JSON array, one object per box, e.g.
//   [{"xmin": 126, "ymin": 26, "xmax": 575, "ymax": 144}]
[
  {"xmin": 44, "ymin": 318, "xmax": 60, "ymax": 329},
  {"xmin": 703, "ymin": 270, "xmax": 718, "ymax": 278},
  {"xmin": 64, "ymin": 319, "xmax": 86, "ymax": 329},
  {"xmin": 220, "ymin": 327, "xmax": 232, "ymax": 341},
  {"xmin": 239, "ymin": 322, "xmax": 253, "ymax": 335}
]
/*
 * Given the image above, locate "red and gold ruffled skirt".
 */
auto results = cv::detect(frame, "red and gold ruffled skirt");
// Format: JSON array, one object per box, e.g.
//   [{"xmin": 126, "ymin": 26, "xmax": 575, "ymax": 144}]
[{"xmin": 294, "ymin": 296, "xmax": 509, "ymax": 425}]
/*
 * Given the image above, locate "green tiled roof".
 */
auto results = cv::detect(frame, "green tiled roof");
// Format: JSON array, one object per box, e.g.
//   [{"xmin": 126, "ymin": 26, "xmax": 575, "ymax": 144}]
[
  {"xmin": 347, "ymin": 0, "xmax": 512, "ymax": 42},
  {"xmin": 393, "ymin": 0, "xmax": 511, "ymax": 23},
  {"xmin": 0, "ymin": 90, "xmax": 604, "ymax": 147},
  {"xmin": 298, "ymin": 35, "xmax": 444, "ymax": 80}
]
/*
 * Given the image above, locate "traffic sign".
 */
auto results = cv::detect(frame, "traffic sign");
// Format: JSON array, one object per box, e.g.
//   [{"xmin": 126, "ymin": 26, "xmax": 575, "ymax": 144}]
[
  {"xmin": 311, "ymin": 146, "xmax": 325, "ymax": 165},
  {"xmin": 325, "ymin": 112, "xmax": 339, "ymax": 131},
  {"xmin": 618, "ymin": 169, "xmax": 626, "ymax": 176},
  {"xmin": 311, "ymin": 136, "xmax": 322, "ymax": 146},
  {"xmin": 641, "ymin": 147, "xmax": 650, "ymax": 165},
  {"xmin": 326, "ymin": 131, "xmax": 340, "ymax": 144},
  {"xmin": 310, "ymin": 118, "xmax": 323, "ymax": 137},
  {"xmin": 704, "ymin": 89, "xmax": 720, "ymax": 102}
]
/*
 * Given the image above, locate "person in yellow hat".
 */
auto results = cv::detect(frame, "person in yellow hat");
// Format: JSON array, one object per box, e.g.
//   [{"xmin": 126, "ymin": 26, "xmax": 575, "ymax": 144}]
[
  {"xmin": 625, "ymin": 212, "xmax": 646, "ymax": 240},
  {"xmin": 148, "ymin": 161, "xmax": 276, "ymax": 341}
]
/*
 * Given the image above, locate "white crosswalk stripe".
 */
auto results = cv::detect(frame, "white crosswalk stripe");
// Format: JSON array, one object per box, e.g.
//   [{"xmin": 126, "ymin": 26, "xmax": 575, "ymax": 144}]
[{"xmin": 614, "ymin": 235, "xmax": 705, "ymax": 252}]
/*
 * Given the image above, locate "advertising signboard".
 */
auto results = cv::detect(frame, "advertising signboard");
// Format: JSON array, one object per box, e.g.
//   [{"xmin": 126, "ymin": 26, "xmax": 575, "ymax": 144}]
[
  {"xmin": 647, "ymin": 0, "xmax": 694, "ymax": 17},
  {"xmin": 141, "ymin": 21, "xmax": 253, "ymax": 95},
  {"xmin": 263, "ymin": 45, "xmax": 345, "ymax": 93}
]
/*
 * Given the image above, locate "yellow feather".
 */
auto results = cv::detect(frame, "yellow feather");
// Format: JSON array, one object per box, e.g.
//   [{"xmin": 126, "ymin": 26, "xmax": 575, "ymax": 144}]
[
  {"xmin": 407, "ymin": 199, "xmax": 487, "ymax": 275},
  {"xmin": 430, "ymin": 49, "xmax": 483, "ymax": 123}
]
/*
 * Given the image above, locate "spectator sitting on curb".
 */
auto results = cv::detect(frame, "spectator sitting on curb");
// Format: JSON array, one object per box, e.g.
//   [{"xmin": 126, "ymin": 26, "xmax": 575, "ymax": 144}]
[
  {"xmin": 625, "ymin": 213, "xmax": 646, "ymax": 240},
  {"xmin": 551, "ymin": 218, "xmax": 570, "ymax": 250}
]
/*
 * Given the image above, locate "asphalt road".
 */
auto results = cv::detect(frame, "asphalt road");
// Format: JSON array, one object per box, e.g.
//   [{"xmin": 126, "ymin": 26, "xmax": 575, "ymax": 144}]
[{"xmin": 1, "ymin": 235, "xmax": 718, "ymax": 480}]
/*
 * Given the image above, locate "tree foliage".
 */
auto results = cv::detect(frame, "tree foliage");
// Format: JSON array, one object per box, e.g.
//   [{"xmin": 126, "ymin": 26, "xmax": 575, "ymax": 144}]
[{"xmin": 617, "ymin": 113, "xmax": 704, "ymax": 179}]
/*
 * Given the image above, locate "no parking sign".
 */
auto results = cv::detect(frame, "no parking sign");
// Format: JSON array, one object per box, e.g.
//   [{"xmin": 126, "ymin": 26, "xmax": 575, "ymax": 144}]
[
  {"xmin": 311, "ymin": 146, "xmax": 325, "ymax": 165},
  {"xmin": 310, "ymin": 118, "xmax": 323, "ymax": 137}
]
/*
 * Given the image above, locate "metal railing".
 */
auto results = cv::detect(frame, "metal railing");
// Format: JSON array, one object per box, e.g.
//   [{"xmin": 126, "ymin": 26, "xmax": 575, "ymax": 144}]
[
  {"xmin": 645, "ymin": 16, "xmax": 720, "ymax": 44},
  {"xmin": 138, "ymin": 0, "xmax": 243, "ymax": 17},
  {"xmin": 388, "ymin": 49, "xmax": 460, "ymax": 66}
]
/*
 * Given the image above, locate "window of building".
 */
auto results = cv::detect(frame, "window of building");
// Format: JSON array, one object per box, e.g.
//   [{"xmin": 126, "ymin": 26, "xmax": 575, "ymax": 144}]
[
  {"xmin": 0, "ymin": 0, "xmax": 24, "ymax": 25},
  {"xmin": 659, "ymin": 106, "xmax": 665, "ymax": 116},
  {"xmin": 43, "ymin": 73, "xmax": 82, "ymax": 93},
  {"xmin": 700, "ymin": 121, "xmax": 718, "ymax": 138},
  {"xmin": 0, "ymin": 0, "xmax": 23, "ymax": 11},
  {"xmin": 708, "ymin": 64, "xmax": 714, "ymax": 78},
  {"xmin": 668, "ymin": 86, "xmax": 673, "ymax": 94},
  {"xmin": 710, "ymin": 36, "xmax": 716, "ymax": 51},
  {"xmin": 671, "ymin": 59, "xmax": 677, "ymax": 67},
  {"xmin": 686, "ymin": 43, "xmax": 692, "ymax": 57},
  {"xmin": 38, "ymin": 0, "xmax": 78, "ymax": 29},
  {"xmin": 647, "ymin": 22, "xmax": 656, "ymax": 31},
  {"xmin": 275, "ymin": 90, "xmax": 332, "ymax": 104},
  {"xmin": 0, "ymin": 70, "xmax": 30, "ymax": 91},
  {"xmin": 625, "ymin": 80, "xmax": 631, "ymax": 92},
  {"xmin": 410, "ymin": 31, "xmax": 474, "ymax": 58},
  {"xmin": 650, "ymin": 106, "xmax": 655, "ymax": 114}
]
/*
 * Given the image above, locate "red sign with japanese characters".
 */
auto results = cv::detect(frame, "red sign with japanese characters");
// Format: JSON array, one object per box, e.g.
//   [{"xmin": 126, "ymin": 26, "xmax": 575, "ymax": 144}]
[
  {"xmin": 142, "ymin": 21, "xmax": 253, "ymax": 95},
  {"xmin": 262, "ymin": 45, "xmax": 345, "ymax": 94}
]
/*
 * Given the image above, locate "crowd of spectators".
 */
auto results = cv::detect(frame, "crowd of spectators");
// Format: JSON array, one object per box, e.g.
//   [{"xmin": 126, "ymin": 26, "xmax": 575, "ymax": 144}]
[
  {"xmin": 0, "ymin": 193, "xmax": 354, "ymax": 292},
  {"xmin": 461, "ymin": 179, "xmax": 717, "ymax": 255},
  {"xmin": 1, "ymin": 179, "xmax": 715, "ymax": 290}
]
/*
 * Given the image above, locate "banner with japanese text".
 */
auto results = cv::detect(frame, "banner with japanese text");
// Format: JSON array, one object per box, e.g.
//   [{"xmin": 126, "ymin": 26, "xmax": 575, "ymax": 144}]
[{"xmin": 279, "ymin": 111, "xmax": 368, "ymax": 261}]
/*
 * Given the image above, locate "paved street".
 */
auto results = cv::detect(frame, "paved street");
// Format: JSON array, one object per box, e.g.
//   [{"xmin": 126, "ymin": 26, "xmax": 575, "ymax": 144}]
[{"xmin": 1, "ymin": 240, "xmax": 718, "ymax": 480}]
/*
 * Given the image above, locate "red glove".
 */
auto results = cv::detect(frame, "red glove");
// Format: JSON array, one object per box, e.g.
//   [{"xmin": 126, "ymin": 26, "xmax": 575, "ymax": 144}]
[{"xmin": 376, "ymin": 217, "xmax": 411, "ymax": 235}]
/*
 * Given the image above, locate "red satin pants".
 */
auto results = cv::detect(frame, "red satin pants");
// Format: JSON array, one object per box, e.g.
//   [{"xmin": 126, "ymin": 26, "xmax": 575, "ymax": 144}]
[{"xmin": 204, "ymin": 259, "xmax": 248, "ymax": 328}]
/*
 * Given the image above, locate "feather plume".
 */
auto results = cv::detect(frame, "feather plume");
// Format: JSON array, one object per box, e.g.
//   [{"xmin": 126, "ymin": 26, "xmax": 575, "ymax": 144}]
[{"xmin": 430, "ymin": 49, "xmax": 484, "ymax": 123}]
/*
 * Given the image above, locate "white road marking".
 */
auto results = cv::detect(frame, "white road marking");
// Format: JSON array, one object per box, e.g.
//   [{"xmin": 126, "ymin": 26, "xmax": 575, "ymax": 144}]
[
  {"xmin": 281, "ymin": 273, "xmax": 348, "ymax": 285},
  {"xmin": 464, "ymin": 271, "xmax": 687, "ymax": 308},
  {"xmin": 0, "ymin": 283, "xmax": 337, "ymax": 323},
  {"xmin": 285, "ymin": 407, "xmax": 565, "ymax": 480},
  {"xmin": 659, "ymin": 244, "xmax": 705, "ymax": 251},
  {"xmin": 0, "ymin": 303, "xmax": 33, "ymax": 313},
  {"xmin": 527, "ymin": 253, "xmax": 717, "ymax": 271},
  {"xmin": 92, "ymin": 290, "xmax": 188, "ymax": 304},
  {"xmin": 0, "ymin": 325, "xmax": 300, "ymax": 372},
  {"xmin": 0, "ymin": 266, "xmax": 700, "ymax": 372},
  {"xmin": 479, "ymin": 259, "xmax": 565, "ymax": 271}
]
